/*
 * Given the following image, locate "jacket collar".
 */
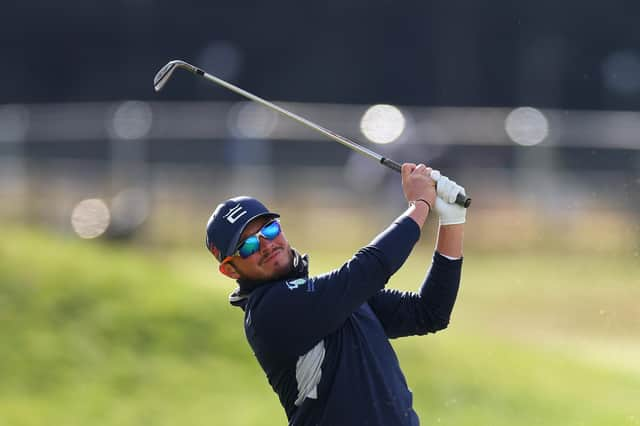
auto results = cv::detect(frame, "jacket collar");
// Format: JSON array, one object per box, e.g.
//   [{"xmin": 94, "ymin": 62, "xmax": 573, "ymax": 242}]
[{"xmin": 229, "ymin": 248, "xmax": 309, "ymax": 308}]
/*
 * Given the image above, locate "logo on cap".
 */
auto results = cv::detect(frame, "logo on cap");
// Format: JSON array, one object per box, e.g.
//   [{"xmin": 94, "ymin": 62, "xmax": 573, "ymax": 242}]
[{"xmin": 224, "ymin": 204, "xmax": 247, "ymax": 224}]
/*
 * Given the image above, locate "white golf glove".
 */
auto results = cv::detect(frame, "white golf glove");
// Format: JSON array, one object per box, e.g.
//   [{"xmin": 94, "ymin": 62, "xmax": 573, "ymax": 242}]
[{"xmin": 430, "ymin": 170, "xmax": 467, "ymax": 225}]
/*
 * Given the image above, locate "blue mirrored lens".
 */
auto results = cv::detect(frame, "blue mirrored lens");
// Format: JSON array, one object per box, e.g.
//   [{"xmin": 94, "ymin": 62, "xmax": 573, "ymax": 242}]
[
  {"xmin": 262, "ymin": 221, "xmax": 281, "ymax": 239},
  {"xmin": 238, "ymin": 236, "xmax": 260, "ymax": 258},
  {"xmin": 236, "ymin": 220, "xmax": 281, "ymax": 259}
]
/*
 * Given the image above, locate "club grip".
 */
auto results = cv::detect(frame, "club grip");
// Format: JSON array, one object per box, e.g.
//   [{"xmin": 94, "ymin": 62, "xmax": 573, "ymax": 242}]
[
  {"xmin": 455, "ymin": 193, "xmax": 472, "ymax": 208},
  {"xmin": 382, "ymin": 157, "xmax": 471, "ymax": 208},
  {"xmin": 380, "ymin": 157, "xmax": 402, "ymax": 172}
]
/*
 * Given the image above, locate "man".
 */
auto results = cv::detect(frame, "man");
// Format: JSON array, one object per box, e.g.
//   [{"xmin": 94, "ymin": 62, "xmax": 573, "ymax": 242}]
[{"xmin": 205, "ymin": 163, "xmax": 466, "ymax": 425}]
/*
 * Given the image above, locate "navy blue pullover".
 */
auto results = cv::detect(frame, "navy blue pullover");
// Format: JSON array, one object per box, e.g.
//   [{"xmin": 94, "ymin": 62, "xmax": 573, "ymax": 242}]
[{"xmin": 229, "ymin": 216, "xmax": 462, "ymax": 425}]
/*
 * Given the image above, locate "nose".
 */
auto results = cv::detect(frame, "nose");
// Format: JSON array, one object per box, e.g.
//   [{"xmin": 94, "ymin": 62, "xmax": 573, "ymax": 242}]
[{"xmin": 259, "ymin": 235, "xmax": 276, "ymax": 253}]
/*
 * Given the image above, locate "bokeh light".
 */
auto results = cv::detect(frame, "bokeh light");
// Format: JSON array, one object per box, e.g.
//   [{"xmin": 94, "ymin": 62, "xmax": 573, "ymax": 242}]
[
  {"xmin": 110, "ymin": 187, "xmax": 150, "ymax": 233},
  {"xmin": 602, "ymin": 50, "xmax": 640, "ymax": 95},
  {"xmin": 229, "ymin": 102, "xmax": 279, "ymax": 139},
  {"xmin": 360, "ymin": 104, "xmax": 406, "ymax": 144},
  {"xmin": 505, "ymin": 107, "xmax": 549, "ymax": 146},
  {"xmin": 197, "ymin": 40, "xmax": 243, "ymax": 82},
  {"xmin": 110, "ymin": 101, "xmax": 153, "ymax": 140},
  {"xmin": 71, "ymin": 198, "xmax": 111, "ymax": 239},
  {"xmin": 0, "ymin": 104, "xmax": 29, "ymax": 143}
]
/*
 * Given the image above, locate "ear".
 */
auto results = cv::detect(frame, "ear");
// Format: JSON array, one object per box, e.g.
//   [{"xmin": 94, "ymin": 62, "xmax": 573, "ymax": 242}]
[{"xmin": 219, "ymin": 262, "xmax": 241, "ymax": 279}]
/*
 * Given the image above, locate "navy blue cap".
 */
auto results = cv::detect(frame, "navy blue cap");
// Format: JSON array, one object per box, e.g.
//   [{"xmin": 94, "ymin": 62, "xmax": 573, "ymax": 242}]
[{"xmin": 205, "ymin": 196, "xmax": 279, "ymax": 262}]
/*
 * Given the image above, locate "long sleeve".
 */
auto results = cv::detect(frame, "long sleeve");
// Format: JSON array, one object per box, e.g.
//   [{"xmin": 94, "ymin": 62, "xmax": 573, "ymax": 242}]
[
  {"xmin": 368, "ymin": 252, "xmax": 462, "ymax": 338},
  {"xmin": 251, "ymin": 216, "xmax": 421, "ymax": 359}
]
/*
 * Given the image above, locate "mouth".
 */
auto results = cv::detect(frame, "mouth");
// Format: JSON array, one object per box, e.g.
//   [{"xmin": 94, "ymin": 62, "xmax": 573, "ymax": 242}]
[{"xmin": 260, "ymin": 248, "xmax": 282, "ymax": 266}]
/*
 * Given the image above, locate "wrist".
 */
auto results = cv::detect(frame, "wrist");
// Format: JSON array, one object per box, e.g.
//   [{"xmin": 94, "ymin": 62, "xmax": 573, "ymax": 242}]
[
  {"xmin": 409, "ymin": 198, "xmax": 432, "ymax": 212},
  {"xmin": 407, "ymin": 199, "xmax": 430, "ymax": 230}
]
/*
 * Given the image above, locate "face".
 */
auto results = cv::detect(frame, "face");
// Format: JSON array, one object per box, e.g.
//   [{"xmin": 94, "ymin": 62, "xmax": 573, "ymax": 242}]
[{"xmin": 220, "ymin": 216, "xmax": 293, "ymax": 282}]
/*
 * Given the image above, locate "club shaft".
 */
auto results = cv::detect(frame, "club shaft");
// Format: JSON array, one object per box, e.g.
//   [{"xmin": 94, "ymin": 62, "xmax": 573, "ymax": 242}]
[
  {"xmin": 191, "ymin": 68, "xmax": 397, "ymax": 169},
  {"xmin": 173, "ymin": 62, "xmax": 470, "ymax": 208}
]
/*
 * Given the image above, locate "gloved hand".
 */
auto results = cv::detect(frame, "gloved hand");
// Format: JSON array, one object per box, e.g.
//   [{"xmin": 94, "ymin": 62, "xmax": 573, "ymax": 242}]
[{"xmin": 431, "ymin": 170, "xmax": 467, "ymax": 225}]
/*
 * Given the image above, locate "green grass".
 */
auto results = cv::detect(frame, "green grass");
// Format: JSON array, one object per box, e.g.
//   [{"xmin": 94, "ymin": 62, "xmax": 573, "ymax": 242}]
[{"xmin": 1, "ymin": 227, "xmax": 639, "ymax": 425}]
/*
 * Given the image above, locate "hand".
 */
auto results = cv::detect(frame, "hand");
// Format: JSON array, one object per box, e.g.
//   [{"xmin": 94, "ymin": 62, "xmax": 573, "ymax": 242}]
[
  {"xmin": 431, "ymin": 170, "xmax": 467, "ymax": 225},
  {"xmin": 401, "ymin": 163, "xmax": 437, "ymax": 209}
]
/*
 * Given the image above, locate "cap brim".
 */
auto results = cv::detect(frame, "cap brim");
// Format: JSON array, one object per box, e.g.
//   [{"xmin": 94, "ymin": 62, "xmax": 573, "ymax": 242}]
[{"xmin": 224, "ymin": 212, "xmax": 280, "ymax": 259}]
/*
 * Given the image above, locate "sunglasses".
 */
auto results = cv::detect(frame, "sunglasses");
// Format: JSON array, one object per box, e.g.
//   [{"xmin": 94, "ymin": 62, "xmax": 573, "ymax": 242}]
[{"xmin": 233, "ymin": 219, "xmax": 282, "ymax": 259}]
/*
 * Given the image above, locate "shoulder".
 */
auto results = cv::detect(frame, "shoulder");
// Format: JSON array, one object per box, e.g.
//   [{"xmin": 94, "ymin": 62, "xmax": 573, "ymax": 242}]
[{"xmin": 246, "ymin": 278, "xmax": 313, "ymax": 324}]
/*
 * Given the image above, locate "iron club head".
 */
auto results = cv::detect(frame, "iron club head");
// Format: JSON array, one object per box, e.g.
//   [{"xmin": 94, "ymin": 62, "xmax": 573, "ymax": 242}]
[{"xmin": 153, "ymin": 60, "xmax": 196, "ymax": 92}]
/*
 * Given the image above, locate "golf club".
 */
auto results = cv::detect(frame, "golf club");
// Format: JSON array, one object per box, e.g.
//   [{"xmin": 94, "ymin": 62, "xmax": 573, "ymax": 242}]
[{"xmin": 154, "ymin": 59, "xmax": 471, "ymax": 208}]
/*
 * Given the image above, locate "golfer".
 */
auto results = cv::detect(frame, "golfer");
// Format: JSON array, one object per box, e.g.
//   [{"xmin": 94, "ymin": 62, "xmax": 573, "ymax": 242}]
[{"xmin": 205, "ymin": 163, "xmax": 466, "ymax": 425}]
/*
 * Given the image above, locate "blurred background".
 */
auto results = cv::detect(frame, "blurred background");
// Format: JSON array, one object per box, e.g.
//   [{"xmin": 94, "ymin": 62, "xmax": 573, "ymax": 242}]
[{"xmin": 1, "ymin": 1, "xmax": 639, "ymax": 425}]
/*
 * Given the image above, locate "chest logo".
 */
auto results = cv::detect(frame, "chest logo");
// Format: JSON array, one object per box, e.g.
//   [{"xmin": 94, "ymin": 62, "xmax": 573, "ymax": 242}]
[{"xmin": 286, "ymin": 278, "xmax": 307, "ymax": 290}]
